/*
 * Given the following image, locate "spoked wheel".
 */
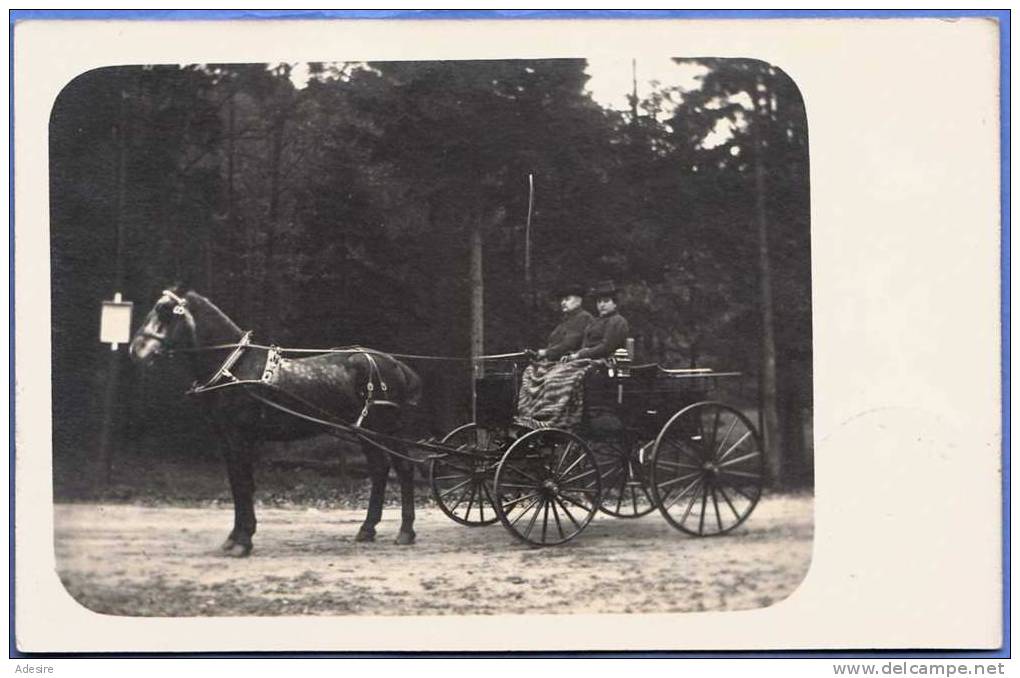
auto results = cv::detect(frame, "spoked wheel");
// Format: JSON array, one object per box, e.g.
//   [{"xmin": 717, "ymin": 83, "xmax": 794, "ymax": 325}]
[
  {"xmin": 492, "ymin": 429, "xmax": 602, "ymax": 547},
  {"xmin": 428, "ymin": 423, "xmax": 506, "ymax": 526},
  {"xmin": 649, "ymin": 402, "xmax": 765, "ymax": 536},
  {"xmin": 592, "ymin": 438, "xmax": 657, "ymax": 518}
]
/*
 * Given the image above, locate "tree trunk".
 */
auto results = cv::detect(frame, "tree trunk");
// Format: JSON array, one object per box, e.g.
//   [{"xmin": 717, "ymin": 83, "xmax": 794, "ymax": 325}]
[
  {"xmin": 226, "ymin": 91, "xmax": 249, "ymax": 319},
  {"xmin": 264, "ymin": 114, "xmax": 285, "ymax": 335},
  {"xmin": 779, "ymin": 367, "xmax": 811, "ymax": 487},
  {"xmin": 752, "ymin": 75, "xmax": 784, "ymax": 487}
]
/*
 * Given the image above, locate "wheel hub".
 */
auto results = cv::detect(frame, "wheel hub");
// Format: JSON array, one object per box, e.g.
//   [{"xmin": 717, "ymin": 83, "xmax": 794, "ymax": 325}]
[{"xmin": 542, "ymin": 478, "xmax": 559, "ymax": 495}]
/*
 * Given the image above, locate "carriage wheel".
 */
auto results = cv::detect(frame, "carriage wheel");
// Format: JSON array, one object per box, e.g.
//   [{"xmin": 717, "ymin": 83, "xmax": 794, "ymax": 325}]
[
  {"xmin": 492, "ymin": 429, "xmax": 602, "ymax": 547},
  {"xmin": 649, "ymin": 402, "xmax": 765, "ymax": 536},
  {"xmin": 592, "ymin": 438, "xmax": 657, "ymax": 519},
  {"xmin": 428, "ymin": 423, "xmax": 505, "ymax": 526}
]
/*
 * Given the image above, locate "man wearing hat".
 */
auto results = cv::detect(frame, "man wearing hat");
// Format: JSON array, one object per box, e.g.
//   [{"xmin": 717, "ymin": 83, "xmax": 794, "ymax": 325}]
[
  {"xmin": 534, "ymin": 283, "xmax": 594, "ymax": 361},
  {"xmin": 564, "ymin": 280, "xmax": 630, "ymax": 361},
  {"xmin": 514, "ymin": 283, "xmax": 595, "ymax": 430}
]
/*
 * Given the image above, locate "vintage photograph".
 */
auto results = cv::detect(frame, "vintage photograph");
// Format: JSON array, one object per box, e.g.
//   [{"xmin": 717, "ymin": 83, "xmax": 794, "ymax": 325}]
[{"xmin": 49, "ymin": 57, "xmax": 813, "ymax": 617}]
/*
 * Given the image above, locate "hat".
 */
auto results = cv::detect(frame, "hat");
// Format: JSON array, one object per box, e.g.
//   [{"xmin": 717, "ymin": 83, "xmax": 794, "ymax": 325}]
[
  {"xmin": 556, "ymin": 283, "xmax": 586, "ymax": 299},
  {"xmin": 590, "ymin": 280, "xmax": 619, "ymax": 298}
]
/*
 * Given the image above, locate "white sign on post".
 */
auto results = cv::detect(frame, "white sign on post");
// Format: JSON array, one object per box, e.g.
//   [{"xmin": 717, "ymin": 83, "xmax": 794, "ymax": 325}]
[{"xmin": 100, "ymin": 292, "xmax": 133, "ymax": 350}]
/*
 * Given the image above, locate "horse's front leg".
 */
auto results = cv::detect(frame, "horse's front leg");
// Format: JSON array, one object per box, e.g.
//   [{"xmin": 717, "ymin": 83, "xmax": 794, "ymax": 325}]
[
  {"xmin": 393, "ymin": 455, "xmax": 417, "ymax": 545},
  {"xmin": 220, "ymin": 429, "xmax": 257, "ymax": 557},
  {"xmin": 355, "ymin": 450, "xmax": 389, "ymax": 543}
]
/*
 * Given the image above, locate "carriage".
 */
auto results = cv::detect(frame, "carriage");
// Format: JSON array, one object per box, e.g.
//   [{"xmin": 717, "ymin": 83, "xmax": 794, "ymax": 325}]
[
  {"xmin": 131, "ymin": 288, "xmax": 766, "ymax": 554},
  {"xmin": 427, "ymin": 352, "xmax": 766, "ymax": 546}
]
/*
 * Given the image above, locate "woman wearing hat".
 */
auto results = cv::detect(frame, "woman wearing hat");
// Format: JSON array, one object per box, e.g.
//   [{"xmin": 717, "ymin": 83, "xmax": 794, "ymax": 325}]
[
  {"xmin": 535, "ymin": 284, "xmax": 594, "ymax": 361},
  {"xmin": 564, "ymin": 280, "xmax": 630, "ymax": 362}
]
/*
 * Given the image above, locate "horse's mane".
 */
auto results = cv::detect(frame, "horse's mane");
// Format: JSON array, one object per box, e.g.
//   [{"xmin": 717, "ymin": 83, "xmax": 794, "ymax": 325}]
[{"xmin": 184, "ymin": 290, "xmax": 244, "ymax": 335}]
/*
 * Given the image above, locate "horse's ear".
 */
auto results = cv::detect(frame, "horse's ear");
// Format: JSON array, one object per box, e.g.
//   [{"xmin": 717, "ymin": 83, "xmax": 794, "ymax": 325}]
[{"xmin": 170, "ymin": 279, "xmax": 191, "ymax": 295}]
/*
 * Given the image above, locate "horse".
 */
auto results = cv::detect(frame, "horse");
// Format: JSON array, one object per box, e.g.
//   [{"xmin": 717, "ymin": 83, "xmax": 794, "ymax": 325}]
[{"xmin": 129, "ymin": 287, "xmax": 423, "ymax": 557}]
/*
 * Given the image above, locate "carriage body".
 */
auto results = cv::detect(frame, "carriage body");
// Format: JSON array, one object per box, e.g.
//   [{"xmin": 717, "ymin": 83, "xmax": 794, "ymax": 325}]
[
  {"xmin": 582, "ymin": 365, "xmax": 736, "ymax": 438},
  {"xmin": 430, "ymin": 357, "xmax": 765, "ymax": 546},
  {"xmin": 472, "ymin": 363, "xmax": 522, "ymax": 430},
  {"xmin": 472, "ymin": 358, "xmax": 741, "ymax": 440}
]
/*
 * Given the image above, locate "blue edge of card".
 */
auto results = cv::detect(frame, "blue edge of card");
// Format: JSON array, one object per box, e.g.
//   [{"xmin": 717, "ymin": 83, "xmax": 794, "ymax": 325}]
[{"xmin": 6, "ymin": 8, "xmax": 1010, "ymax": 661}]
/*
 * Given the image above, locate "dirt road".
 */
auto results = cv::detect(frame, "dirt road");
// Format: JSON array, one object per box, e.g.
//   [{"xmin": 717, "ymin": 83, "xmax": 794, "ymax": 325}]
[{"xmin": 54, "ymin": 495, "xmax": 812, "ymax": 616}]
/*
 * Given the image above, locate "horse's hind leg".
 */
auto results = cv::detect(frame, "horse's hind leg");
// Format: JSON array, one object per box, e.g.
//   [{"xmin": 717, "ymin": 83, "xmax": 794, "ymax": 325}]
[
  {"xmin": 393, "ymin": 456, "xmax": 416, "ymax": 545},
  {"xmin": 355, "ymin": 450, "xmax": 389, "ymax": 542},
  {"xmin": 221, "ymin": 432, "xmax": 257, "ymax": 557}
]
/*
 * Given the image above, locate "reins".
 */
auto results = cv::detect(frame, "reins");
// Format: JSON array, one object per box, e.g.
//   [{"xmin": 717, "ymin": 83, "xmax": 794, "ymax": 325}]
[{"xmin": 167, "ymin": 342, "xmax": 528, "ymax": 363}]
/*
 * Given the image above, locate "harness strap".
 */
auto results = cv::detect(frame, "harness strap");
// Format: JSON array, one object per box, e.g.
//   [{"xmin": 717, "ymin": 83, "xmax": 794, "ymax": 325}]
[
  {"xmin": 260, "ymin": 345, "xmax": 283, "ymax": 383},
  {"xmin": 188, "ymin": 331, "xmax": 253, "ymax": 394},
  {"xmin": 363, "ymin": 352, "xmax": 389, "ymax": 393},
  {"xmin": 356, "ymin": 352, "xmax": 392, "ymax": 427},
  {"xmin": 162, "ymin": 289, "xmax": 188, "ymax": 308}
]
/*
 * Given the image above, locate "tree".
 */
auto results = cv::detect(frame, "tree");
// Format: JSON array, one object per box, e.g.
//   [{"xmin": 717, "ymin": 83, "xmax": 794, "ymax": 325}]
[
  {"xmin": 658, "ymin": 59, "xmax": 812, "ymax": 486},
  {"xmin": 48, "ymin": 59, "xmax": 812, "ymax": 491}
]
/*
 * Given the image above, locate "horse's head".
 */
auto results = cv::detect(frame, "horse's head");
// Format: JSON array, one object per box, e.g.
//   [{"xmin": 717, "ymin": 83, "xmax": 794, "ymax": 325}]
[{"xmin": 129, "ymin": 288, "xmax": 197, "ymax": 366}]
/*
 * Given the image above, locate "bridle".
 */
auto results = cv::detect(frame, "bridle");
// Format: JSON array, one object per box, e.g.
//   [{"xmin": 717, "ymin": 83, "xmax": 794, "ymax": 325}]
[
  {"xmin": 136, "ymin": 289, "xmax": 256, "ymax": 395},
  {"xmin": 139, "ymin": 289, "xmax": 196, "ymax": 352}
]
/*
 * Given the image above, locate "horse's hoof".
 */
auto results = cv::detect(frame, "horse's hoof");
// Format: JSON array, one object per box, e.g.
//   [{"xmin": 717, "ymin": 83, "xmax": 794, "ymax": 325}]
[
  {"xmin": 226, "ymin": 542, "xmax": 252, "ymax": 558},
  {"xmin": 354, "ymin": 529, "xmax": 376, "ymax": 543},
  {"xmin": 394, "ymin": 531, "xmax": 416, "ymax": 546},
  {"xmin": 220, "ymin": 538, "xmax": 237, "ymax": 552}
]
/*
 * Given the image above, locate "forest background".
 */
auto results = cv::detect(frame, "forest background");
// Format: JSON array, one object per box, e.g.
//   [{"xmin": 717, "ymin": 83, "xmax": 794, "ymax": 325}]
[{"xmin": 49, "ymin": 58, "xmax": 813, "ymax": 496}]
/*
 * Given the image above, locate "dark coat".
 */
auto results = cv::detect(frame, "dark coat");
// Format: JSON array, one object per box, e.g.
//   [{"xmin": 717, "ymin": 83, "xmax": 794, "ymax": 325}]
[
  {"xmin": 543, "ymin": 307, "xmax": 594, "ymax": 360},
  {"xmin": 576, "ymin": 310, "xmax": 629, "ymax": 360}
]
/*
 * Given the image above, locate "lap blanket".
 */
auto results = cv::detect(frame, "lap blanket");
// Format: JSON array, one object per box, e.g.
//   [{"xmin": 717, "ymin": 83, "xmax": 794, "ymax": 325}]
[{"xmin": 514, "ymin": 360, "xmax": 593, "ymax": 430}]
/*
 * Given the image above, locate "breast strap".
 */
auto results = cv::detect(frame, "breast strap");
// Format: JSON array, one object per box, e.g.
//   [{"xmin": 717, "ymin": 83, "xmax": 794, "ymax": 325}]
[{"xmin": 260, "ymin": 345, "xmax": 283, "ymax": 384}]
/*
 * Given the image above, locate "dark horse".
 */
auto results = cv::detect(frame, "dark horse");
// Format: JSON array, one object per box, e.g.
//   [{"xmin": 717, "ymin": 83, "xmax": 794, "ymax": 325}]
[{"xmin": 129, "ymin": 287, "xmax": 423, "ymax": 557}]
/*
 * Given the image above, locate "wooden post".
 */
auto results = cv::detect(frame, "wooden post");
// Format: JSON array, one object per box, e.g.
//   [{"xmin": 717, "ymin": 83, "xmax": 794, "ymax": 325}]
[
  {"xmin": 96, "ymin": 76, "xmax": 131, "ymax": 488},
  {"xmin": 523, "ymin": 174, "xmax": 535, "ymax": 348},
  {"xmin": 524, "ymin": 174, "xmax": 533, "ymax": 293},
  {"xmin": 96, "ymin": 350, "xmax": 121, "ymax": 486},
  {"xmin": 469, "ymin": 220, "xmax": 484, "ymax": 422}
]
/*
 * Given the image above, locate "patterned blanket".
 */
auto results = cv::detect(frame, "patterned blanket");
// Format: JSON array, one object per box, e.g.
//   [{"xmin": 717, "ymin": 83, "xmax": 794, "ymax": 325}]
[{"xmin": 514, "ymin": 360, "xmax": 593, "ymax": 430}]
